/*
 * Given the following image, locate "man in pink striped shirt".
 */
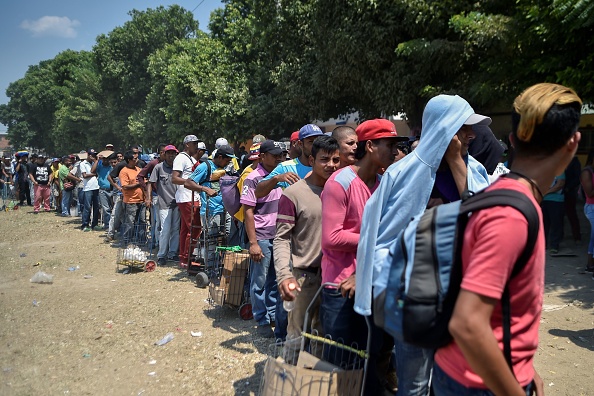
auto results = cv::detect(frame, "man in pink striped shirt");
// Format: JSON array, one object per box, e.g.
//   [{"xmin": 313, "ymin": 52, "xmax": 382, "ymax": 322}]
[{"xmin": 320, "ymin": 119, "xmax": 406, "ymax": 393}]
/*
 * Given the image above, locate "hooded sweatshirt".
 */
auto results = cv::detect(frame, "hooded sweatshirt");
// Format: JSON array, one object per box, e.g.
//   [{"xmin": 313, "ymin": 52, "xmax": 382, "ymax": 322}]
[{"xmin": 354, "ymin": 95, "xmax": 490, "ymax": 316}]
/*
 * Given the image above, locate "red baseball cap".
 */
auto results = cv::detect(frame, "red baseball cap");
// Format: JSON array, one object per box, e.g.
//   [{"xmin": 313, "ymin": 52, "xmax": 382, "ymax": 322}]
[
  {"xmin": 355, "ymin": 119, "xmax": 405, "ymax": 141},
  {"xmin": 290, "ymin": 131, "xmax": 300, "ymax": 142}
]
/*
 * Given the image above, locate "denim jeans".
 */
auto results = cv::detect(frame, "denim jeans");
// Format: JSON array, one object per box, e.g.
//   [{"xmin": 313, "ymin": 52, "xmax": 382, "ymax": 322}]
[
  {"xmin": 394, "ymin": 338, "xmax": 434, "ymax": 395},
  {"xmin": 61, "ymin": 189, "xmax": 72, "ymax": 215},
  {"xmin": 249, "ymin": 239, "xmax": 278, "ymax": 327},
  {"xmin": 107, "ymin": 195, "xmax": 123, "ymax": 238},
  {"xmin": 158, "ymin": 206, "xmax": 181, "ymax": 259},
  {"xmin": 99, "ymin": 189, "xmax": 113, "ymax": 229},
  {"xmin": 432, "ymin": 363, "xmax": 533, "ymax": 396},
  {"xmin": 77, "ymin": 187, "xmax": 85, "ymax": 217},
  {"xmin": 150, "ymin": 195, "xmax": 160, "ymax": 249},
  {"xmin": 320, "ymin": 287, "xmax": 368, "ymax": 368},
  {"xmin": 121, "ymin": 202, "xmax": 146, "ymax": 243},
  {"xmin": 584, "ymin": 204, "xmax": 594, "ymax": 254},
  {"xmin": 83, "ymin": 189, "xmax": 99, "ymax": 228}
]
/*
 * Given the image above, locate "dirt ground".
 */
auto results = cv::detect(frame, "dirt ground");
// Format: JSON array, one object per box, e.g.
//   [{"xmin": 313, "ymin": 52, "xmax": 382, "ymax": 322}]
[{"xmin": 0, "ymin": 206, "xmax": 593, "ymax": 396}]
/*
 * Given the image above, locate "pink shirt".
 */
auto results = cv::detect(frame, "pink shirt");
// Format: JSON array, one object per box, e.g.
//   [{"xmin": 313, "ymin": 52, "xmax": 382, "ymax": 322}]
[
  {"xmin": 435, "ymin": 177, "xmax": 545, "ymax": 388},
  {"xmin": 321, "ymin": 166, "xmax": 379, "ymax": 285}
]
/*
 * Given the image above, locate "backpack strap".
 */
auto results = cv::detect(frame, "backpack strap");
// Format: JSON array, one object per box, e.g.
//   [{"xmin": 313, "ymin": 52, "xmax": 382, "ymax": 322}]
[{"xmin": 459, "ymin": 188, "xmax": 539, "ymax": 372}]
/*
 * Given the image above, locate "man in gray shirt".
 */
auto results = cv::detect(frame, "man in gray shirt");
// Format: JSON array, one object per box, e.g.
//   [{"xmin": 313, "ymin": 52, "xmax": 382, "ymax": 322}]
[{"xmin": 148, "ymin": 145, "xmax": 180, "ymax": 266}]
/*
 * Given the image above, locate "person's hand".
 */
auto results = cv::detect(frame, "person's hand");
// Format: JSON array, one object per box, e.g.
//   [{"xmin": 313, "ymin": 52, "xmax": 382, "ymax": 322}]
[
  {"xmin": 249, "ymin": 242, "xmax": 264, "ymax": 262},
  {"xmin": 275, "ymin": 172, "xmax": 300, "ymax": 186},
  {"xmin": 145, "ymin": 199, "xmax": 151, "ymax": 208},
  {"xmin": 203, "ymin": 187, "xmax": 218, "ymax": 197},
  {"xmin": 532, "ymin": 370, "xmax": 544, "ymax": 396},
  {"xmin": 338, "ymin": 274, "xmax": 356, "ymax": 298},
  {"xmin": 444, "ymin": 135, "xmax": 462, "ymax": 164},
  {"xmin": 279, "ymin": 278, "xmax": 301, "ymax": 301}
]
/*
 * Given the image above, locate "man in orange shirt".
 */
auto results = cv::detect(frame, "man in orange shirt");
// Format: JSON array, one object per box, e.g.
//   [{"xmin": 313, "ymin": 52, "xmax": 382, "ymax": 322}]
[{"xmin": 119, "ymin": 150, "xmax": 145, "ymax": 243}]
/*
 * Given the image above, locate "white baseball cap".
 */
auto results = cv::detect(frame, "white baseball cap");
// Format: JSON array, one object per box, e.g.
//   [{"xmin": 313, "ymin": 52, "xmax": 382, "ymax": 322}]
[{"xmin": 215, "ymin": 138, "xmax": 228, "ymax": 149}]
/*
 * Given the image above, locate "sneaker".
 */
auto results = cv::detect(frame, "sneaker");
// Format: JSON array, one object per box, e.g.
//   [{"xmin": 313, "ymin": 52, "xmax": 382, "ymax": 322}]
[
  {"xmin": 549, "ymin": 248, "xmax": 559, "ymax": 255},
  {"xmin": 168, "ymin": 255, "xmax": 180, "ymax": 262},
  {"xmin": 33, "ymin": 211, "xmax": 39, "ymax": 215},
  {"xmin": 256, "ymin": 325, "xmax": 275, "ymax": 339},
  {"xmin": 92, "ymin": 226, "xmax": 103, "ymax": 231},
  {"xmin": 157, "ymin": 258, "xmax": 167, "ymax": 266},
  {"xmin": 179, "ymin": 262, "xmax": 188, "ymax": 269},
  {"xmin": 83, "ymin": 227, "xmax": 91, "ymax": 232}
]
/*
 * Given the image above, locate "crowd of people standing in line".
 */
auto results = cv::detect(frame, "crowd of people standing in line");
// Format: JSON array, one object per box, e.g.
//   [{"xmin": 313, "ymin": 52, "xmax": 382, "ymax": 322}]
[{"xmin": 1, "ymin": 82, "xmax": 591, "ymax": 396}]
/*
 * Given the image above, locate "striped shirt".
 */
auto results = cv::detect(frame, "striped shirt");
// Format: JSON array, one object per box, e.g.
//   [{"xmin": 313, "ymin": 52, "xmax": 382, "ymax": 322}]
[{"xmin": 240, "ymin": 163, "xmax": 282, "ymax": 240}]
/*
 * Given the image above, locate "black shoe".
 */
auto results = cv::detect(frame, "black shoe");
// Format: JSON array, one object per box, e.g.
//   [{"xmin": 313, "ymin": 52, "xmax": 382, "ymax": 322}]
[
  {"xmin": 157, "ymin": 258, "xmax": 167, "ymax": 267},
  {"xmin": 168, "ymin": 255, "xmax": 180, "ymax": 262},
  {"xmin": 256, "ymin": 325, "xmax": 275, "ymax": 339}
]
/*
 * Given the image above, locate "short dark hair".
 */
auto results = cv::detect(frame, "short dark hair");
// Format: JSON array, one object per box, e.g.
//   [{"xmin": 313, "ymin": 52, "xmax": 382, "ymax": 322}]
[
  {"xmin": 332, "ymin": 126, "xmax": 356, "ymax": 141},
  {"xmin": 124, "ymin": 150, "xmax": 136, "ymax": 163},
  {"xmin": 157, "ymin": 144, "xmax": 166, "ymax": 153},
  {"xmin": 511, "ymin": 83, "xmax": 581, "ymax": 157},
  {"xmin": 311, "ymin": 135, "xmax": 339, "ymax": 159}
]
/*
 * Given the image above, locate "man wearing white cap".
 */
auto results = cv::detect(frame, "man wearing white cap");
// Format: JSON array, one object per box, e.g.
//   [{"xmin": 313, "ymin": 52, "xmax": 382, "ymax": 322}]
[{"xmin": 172, "ymin": 135, "xmax": 201, "ymax": 268}]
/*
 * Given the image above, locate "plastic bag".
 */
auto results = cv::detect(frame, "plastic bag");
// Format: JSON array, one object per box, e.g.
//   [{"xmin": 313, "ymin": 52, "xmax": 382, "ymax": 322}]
[{"xmin": 30, "ymin": 271, "xmax": 54, "ymax": 284}]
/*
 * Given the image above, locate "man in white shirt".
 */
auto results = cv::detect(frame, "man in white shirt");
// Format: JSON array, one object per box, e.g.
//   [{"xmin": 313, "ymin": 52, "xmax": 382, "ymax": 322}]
[
  {"xmin": 80, "ymin": 149, "xmax": 101, "ymax": 231},
  {"xmin": 172, "ymin": 135, "xmax": 201, "ymax": 267}
]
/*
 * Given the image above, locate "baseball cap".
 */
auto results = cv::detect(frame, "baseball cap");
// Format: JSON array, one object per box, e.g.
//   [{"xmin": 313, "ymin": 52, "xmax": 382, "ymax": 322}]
[
  {"xmin": 260, "ymin": 140, "xmax": 286, "ymax": 156},
  {"xmin": 216, "ymin": 145, "xmax": 237, "ymax": 159},
  {"xmin": 248, "ymin": 144, "xmax": 261, "ymax": 160},
  {"xmin": 52, "ymin": 157, "xmax": 60, "ymax": 162},
  {"xmin": 87, "ymin": 149, "xmax": 97, "ymax": 156},
  {"xmin": 183, "ymin": 135, "xmax": 199, "ymax": 144},
  {"xmin": 215, "ymin": 137, "xmax": 229, "ymax": 149},
  {"xmin": 164, "ymin": 144, "xmax": 179, "ymax": 153},
  {"xmin": 252, "ymin": 134, "xmax": 266, "ymax": 144},
  {"xmin": 105, "ymin": 143, "xmax": 114, "ymax": 148},
  {"xmin": 299, "ymin": 124, "xmax": 324, "ymax": 140},
  {"xmin": 290, "ymin": 131, "xmax": 300, "ymax": 142},
  {"xmin": 356, "ymin": 119, "xmax": 405, "ymax": 141},
  {"xmin": 464, "ymin": 113, "xmax": 492, "ymax": 126},
  {"xmin": 197, "ymin": 141, "xmax": 206, "ymax": 150}
]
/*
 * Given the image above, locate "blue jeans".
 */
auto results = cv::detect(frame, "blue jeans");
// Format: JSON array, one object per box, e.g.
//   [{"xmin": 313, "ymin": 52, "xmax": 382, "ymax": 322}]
[
  {"xmin": 83, "ymin": 189, "xmax": 99, "ymax": 228},
  {"xmin": 584, "ymin": 204, "xmax": 594, "ymax": 254},
  {"xmin": 432, "ymin": 363, "xmax": 533, "ymax": 396},
  {"xmin": 249, "ymin": 239, "xmax": 278, "ymax": 327},
  {"xmin": 158, "ymin": 206, "xmax": 181, "ymax": 259},
  {"xmin": 99, "ymin": 189, "xmax": 113, "ymax": 228},
  {"xmin": 320, "ymin": 288, "xmax": 368, "ymax": 367},
  {"xmin": 150, "ymin": 195, "xmax": 160, "ymax": 249},
  {"xmin": 394, "ymin": 338, "xmax": 434, "ymax": 395},
  {"xmin": 61, "ymin": 189, "xmax": 72, "ymax": 216}
]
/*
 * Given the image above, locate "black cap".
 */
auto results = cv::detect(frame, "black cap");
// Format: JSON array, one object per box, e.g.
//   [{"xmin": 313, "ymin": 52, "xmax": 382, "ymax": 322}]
[
  {"xmin": 260, "ymin": 140, "xmax": 286, "ymax": 156},
  {"xmin": 87, "ymin": 148, "xmax": 97, "ymax": 156},
  {"xmin": 216, "ymin": 145, "xmax": 237, "ymax": 159}
]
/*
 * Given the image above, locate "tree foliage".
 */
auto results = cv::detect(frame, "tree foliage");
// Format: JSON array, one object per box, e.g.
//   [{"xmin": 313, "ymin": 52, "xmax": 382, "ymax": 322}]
[{"xmin": 2, "ymin": 1, "xmax": 593, "ymax": 153}]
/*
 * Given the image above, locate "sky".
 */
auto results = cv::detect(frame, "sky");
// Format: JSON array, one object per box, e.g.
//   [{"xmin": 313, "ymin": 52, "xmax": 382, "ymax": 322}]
[{"xmin": 0, "ymin": 0, "xmax": 224, "ymax": 132}]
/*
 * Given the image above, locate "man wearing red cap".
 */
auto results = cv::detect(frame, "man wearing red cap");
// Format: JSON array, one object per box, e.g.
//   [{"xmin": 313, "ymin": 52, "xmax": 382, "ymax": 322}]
[
  {"xmin": 320, "ymin": 118, "xmax": 404, "ymax": 393},
  {"xmin": 288, "ymin": 131, "xmax": 301, "ymax": 159}
]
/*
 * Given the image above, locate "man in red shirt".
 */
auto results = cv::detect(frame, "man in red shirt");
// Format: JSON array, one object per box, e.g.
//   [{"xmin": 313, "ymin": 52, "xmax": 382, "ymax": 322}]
[{"xmin": 434, "ymin": 83, "xmax": 582, "ymax": 396}]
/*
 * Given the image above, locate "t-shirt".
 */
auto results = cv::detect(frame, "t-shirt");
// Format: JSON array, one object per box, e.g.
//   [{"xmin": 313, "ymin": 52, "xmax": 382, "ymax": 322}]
[
  {"xmin": 96, "ymin": 161, "xmax": 112, "ymax": 190},
  {"xmin": 109, "ymin": 161, "xmax": 127, "ymax": 179},
  {"xmin": 434, "ymin": 177, "xmax": 545, "ymax": 389},
  {"xmin": 149, "ymin": 161, "xmax": 176, "ymax": 209},
  {"xmin": 173, "ymin": 152, "xmax": 198, "ymax": 203},
  {"xmin": 262, "ymin": 158, "xmax": 312, "ymax": 189},
  {"xmin": 234, "ymin": 165, "xmax": 255, "ymax": 222},
  {"xmin": 137, "ymin": 158, "xmax": 159, "ymax": 194},
  {"xmin": 30, "ymin": 164, "xmax": 52, "ymax": 185},
  {"xmin": 321, "ymin": 166, "xmax": 380, "ymax": 285},
  {"xmin": 543, "ymin": 173, "xmax": 565, "ymax": 203},
  {"xmin": 274, "ymin": 179, "xmax": 323, "ymax": 284},
  {"xmin": 119, "ymin": 166, "xmax": 143, "ymax": 203},
  {"xmin": 80, "ymin": 160, "xmax": 99, "ymax": 191},
  {"xmin": 240, "ymin": 163, "xmax": 282, "ymax": 240},
  {"xmin": 58, "ymin": 164, "xmax": 70, "ymax": 189},
  {"xmin": 70, "ymin": 161, "xmax": 83, "ymax": 188},
  {"xmin": 189, "ymin": 160, "xmax": 225, "ymax": 216}
]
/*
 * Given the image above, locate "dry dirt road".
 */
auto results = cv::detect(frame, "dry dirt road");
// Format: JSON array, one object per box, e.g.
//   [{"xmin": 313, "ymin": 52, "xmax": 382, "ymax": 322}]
[{"xmin": 0, "ymin": 207, "xmax": 593, "ymax": 395}]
